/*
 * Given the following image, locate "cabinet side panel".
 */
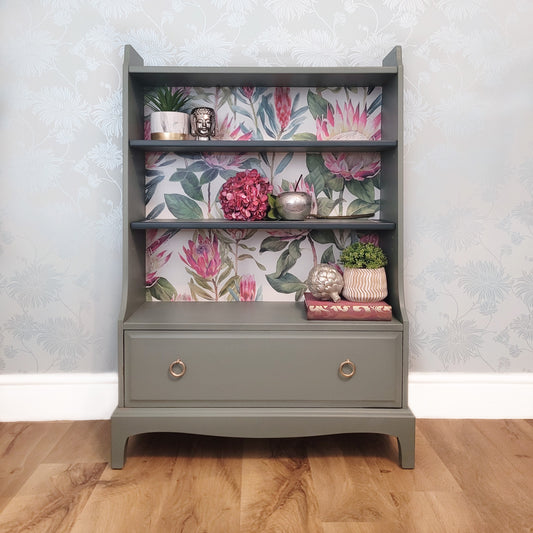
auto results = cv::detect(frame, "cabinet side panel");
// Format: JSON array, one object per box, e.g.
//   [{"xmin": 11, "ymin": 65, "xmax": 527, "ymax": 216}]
[
  {"xmin": 121, "ymin": 46, "xmax": 147, "ymax": 324},
  {"xmin": 119, "ymin": 45, "xmax": 146, "ymax": 405},
  {"xmin": 381, "ymin": 46, "xmax": 409, "ymax": 407}
]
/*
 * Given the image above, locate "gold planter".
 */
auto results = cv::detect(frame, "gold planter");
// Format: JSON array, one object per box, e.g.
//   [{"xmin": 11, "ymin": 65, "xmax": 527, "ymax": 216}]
[
  {"xmin": 342, "ymin": 267, "xmax": 388, "ymax": 302},
  {"xmin": 150, "ymin": 111, "xmax": 189, "ymax": 140}
]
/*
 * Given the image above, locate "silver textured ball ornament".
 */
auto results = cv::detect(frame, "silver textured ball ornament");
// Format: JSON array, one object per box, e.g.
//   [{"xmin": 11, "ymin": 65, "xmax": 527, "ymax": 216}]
[{"xmin": 306, "ymin": 264, "xmax": 344, "ymax": 302}]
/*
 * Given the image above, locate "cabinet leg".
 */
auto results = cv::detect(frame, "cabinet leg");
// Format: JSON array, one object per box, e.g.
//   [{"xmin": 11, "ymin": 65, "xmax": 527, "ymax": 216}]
[
  {"xmin": 110, "ymin": 426, "xmax": 129, "ymax": 469},
  {"xmin": 396, "ymin": 422, "xmax": 416, "ymax": 469}
]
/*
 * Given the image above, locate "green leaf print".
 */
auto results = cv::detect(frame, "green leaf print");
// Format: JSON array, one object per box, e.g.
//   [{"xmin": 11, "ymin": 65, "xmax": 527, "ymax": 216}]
[
  {"xmin": 148, "ymin": 277, "xmax": 177, "ymax": 301},
  {"xmin": 344, "ymin": 178, "xmax": 376, "ymax": 204},
  {"xmin": 307, "ymin": 90, "xmax": 330, "ymax": 119},
  {"xmin": 165, "ymin": 194, "xmax": 203, "ymax": 219}
]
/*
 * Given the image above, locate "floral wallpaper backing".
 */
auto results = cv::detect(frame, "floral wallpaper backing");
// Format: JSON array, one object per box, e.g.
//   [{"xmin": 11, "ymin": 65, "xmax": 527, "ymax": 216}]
[
  {"xmin": 0, "ymin": 0, "xmax": 532, "ymax": 374},
  {"xmin": 145, "ymin": 85, "xmax": 382, "ymax": 302}
]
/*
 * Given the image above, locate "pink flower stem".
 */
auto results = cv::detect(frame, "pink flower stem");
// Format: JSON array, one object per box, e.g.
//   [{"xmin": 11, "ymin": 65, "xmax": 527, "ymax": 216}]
[
  {"xmin": 234, "ymin": 239, "xmax": 240, "ymax": 275},
  {"xmin": 248, "ymin": 97, "xmax": 259, "ymax": 133},
  {"xmin": 212, "ymin": 278, "xmax": 219, "ymax": 302},
  {"xmin": 215, "ymin": 87, "xmax": 220, "ymax": 112},
  {"xmin": 308, "ymin": 235, "xmax": 318, "ymax": 266}
]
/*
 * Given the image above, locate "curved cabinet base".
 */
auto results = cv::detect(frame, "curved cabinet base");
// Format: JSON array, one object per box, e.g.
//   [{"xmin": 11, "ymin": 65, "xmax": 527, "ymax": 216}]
[{"xmin": 110, "ymin": 406, "xmax": 415, "ymax": 469}]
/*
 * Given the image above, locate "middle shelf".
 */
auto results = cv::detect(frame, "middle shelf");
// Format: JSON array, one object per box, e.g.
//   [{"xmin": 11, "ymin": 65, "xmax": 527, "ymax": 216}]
[
  {"xmin": 131, "ymin": 218, "xmax": 396, "ymax": 231},
  {"xmin": 130, "ymin": 140, "xmax": 398, "ymax": 153}
]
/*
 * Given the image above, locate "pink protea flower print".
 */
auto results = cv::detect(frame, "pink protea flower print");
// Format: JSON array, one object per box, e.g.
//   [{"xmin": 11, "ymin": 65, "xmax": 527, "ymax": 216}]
[
  {"xmin": 316, "ymin": 101, "xmax": 381, "ymax": 141},
  {"xmin": 275, "ymin": 87, "xmax": 291, "ymax": 131},
  {"xmin": 240, "ymin": 87, "xmax": 256, "ymax": 100},
  {"xmin": 146, "ymin": 229, "xmax": 173, "ymax": 287},
  {"xmin": 144, "ymin": 119, "xmax": 151, "ymax": 140},
  {"xmin": 323, "ymin": 152, "xmax": 380, "ymax": 181},
  {"xmin": 145, "ymin": 151, "xmax": 168, "ymax": 169},
  {"xmin": 239, "ymin": 274, "xmax": 257, "ymax": 301},
  {"xmin": 216, "ymin": 114, "xmax": 253, "ymax": 141},
  {"xmin": 266, "ymin": 229, "xmax": 310, "ymax": 241},
  {"xmin": 173, "ymin": 293, "xmax": 193, "ymax": 301},
  {"xmin": 225, "ymin": 228, "xmax": 256, "ymax": 242},
  {"xmin": 179, "ymin": 234, "xmax": 222, "ymax": 280},
  {"xmin": 219, "ymin": 169, "xmax": 273, "ymax": 221},
  {"xmin": 359, "ymin": 233, "xmax": 380, "ymax": 246},
  {"xmin": 202, "ymin": 152, "xmax": 249, "ymax": 172}
]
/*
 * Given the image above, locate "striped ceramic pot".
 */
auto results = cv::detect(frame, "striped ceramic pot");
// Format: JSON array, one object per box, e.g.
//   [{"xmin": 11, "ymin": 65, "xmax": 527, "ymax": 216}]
[{"xmin": 342, "ymin": 267, "xmax": 388, "ymax": 302}]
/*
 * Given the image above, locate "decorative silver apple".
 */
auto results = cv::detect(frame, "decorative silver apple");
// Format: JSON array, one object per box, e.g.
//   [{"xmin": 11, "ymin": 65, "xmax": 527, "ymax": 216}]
[{"xmin": 275, "ymin": 191, "xmax": 312, "ymax": 220}]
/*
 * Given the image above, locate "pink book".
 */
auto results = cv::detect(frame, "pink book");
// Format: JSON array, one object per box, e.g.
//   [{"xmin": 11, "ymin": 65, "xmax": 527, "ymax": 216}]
[{"xmin": 304, "ymin": 293, "xmax": 392, "ymax": 321}]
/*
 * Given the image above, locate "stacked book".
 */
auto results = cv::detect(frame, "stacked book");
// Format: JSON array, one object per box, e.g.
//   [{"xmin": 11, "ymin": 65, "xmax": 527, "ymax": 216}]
[{"xmin": 304, "ymin": 293, "xmax": 392, "ymax": 321}]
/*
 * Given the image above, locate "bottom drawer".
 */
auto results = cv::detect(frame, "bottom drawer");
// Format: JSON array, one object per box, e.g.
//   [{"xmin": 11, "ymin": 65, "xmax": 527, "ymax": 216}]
[{"xmin": 124, "ymin": 330, "xmax": 402, "ymax": 407}]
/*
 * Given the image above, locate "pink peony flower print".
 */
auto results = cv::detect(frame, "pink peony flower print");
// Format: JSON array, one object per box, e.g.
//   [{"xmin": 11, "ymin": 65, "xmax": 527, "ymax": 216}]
[
  {"xmin": 275, "ymin": 87, "xmax": 291, "ymax": 131},
  {"xmin": 179, "ymin": 234, "xmax": 222, "ymax": 280},
  {"xmin": 146, "ymin": 229, "xmax": 173, "ymax": 287},
  {"xmin": 239, "ymin": 274, "xmax": 257, "ymax": 301},
  {"xmin": 219, "ymin": 169, "xmax": 273, "ymax": 221},
  {"xmin": 316, "ymin": 101, "xmax": 381, "ymax": 141},
  {"xmin": 323, "ymin": 152, "xmax": 380, "ymax": 181}
]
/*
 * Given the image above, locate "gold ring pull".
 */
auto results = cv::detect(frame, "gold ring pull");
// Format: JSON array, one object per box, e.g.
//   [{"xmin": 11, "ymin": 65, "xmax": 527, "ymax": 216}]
[
  {"xmin": 339, "ymin": 359, "xmax": 356, "ymax": 378},
  {"xmin": 169, "ymin": 359, "xmax": 186, "ymax": 378}
]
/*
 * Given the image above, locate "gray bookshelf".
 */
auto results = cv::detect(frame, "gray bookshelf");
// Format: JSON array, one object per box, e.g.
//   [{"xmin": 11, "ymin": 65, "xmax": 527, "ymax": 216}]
[
  {"xmin": 111, "ymin": 44, "xmax": 415, "ymax": 468},
  {"xmin": 130, "ymin": 139, "xmax": 397, "ymax": 152}
]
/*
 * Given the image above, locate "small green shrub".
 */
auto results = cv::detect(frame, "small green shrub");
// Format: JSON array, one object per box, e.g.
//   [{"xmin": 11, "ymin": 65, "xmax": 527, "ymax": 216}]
[
  {"xmin": 339, "ymin": 242, "xmax": 388, "ymax": 269},
  {"xmin": 145, "ymin": 87, "xmax": 191, "ymax": 112}
]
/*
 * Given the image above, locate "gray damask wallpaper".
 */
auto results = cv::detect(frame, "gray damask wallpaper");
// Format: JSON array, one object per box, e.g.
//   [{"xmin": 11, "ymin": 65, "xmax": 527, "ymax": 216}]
[{"xmin": 0, "ymin": 0, "xmax": 531, "ymax": 374}]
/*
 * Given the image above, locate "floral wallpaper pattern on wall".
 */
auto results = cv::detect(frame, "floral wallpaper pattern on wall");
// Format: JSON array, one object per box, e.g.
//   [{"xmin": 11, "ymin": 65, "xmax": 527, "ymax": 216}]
[
  {"xmin": 0, "ymin": 0, "xmax": 532, "ymax": 374},
  {"xmin": 144, "ymin": 85, "xmax": 382, "ymax": 302}
]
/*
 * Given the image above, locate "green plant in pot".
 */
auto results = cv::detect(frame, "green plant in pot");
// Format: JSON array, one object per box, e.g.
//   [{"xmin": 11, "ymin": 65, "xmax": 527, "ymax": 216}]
[
  {"xmin": 339, "ymin": 241, "xmax": 388, "ymax": 302},
  {"xmin": 145, "ymin": 87, "xmax": 191, "ymax": 140}
]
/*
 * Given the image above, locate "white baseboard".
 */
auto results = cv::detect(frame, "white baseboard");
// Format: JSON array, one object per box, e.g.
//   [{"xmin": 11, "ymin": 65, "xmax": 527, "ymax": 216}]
[
  {"xmin": 409, "ymin": 372, "xmax": 533, "ymax": 419},
  {"xmin": 0, "ymin": 373, "xmax": 118, "ymax": 422},
  {"xmin": 0, "ymin": 372, "xmax": 531, "ymax": 421}
]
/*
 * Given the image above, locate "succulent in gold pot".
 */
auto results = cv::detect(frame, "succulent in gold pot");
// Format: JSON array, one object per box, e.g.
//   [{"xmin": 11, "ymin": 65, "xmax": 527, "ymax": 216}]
[{"xmin": 145, "ymin": 86, "xmax": 192, "ymax": 140}]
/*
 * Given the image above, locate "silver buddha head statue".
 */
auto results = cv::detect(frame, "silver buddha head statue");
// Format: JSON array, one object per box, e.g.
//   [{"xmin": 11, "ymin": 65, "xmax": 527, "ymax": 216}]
[{"xmin": 190, "ymin": 107, "xmax": 216, "ymax": 140}]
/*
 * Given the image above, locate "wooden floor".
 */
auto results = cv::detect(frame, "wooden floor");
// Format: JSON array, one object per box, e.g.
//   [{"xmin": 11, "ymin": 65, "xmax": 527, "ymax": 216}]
[{"xmin": 0, "ymin": 420, "xmax": 532, "ymax": 532}]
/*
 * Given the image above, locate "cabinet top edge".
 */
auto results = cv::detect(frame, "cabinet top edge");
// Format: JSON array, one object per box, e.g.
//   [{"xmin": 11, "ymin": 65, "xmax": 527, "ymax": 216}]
[
  {"xmin": 130, "ymin": 66, "xmax": 398, "ymax": 75},
  {"xmin": 124, "ymin": 44, "xmax": 403, "ymax": 73},
  {"xmin": 128, "ymin": 67, "xmax": 397, "ymax": 87}
]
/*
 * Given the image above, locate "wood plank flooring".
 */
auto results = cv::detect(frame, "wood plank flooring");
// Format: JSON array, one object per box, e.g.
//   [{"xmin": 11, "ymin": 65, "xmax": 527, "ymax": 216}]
[{"xmin": 0, "ymin": 419, "xmax": 532, "ymax": 532}]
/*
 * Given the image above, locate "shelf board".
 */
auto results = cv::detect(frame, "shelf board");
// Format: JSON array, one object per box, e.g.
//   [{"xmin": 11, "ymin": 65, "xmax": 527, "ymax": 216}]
[
  {"xmin": 131, "ymin": 218, "xmax": 396, "ymax": 231},
  {"xmin": 123, "ymin": 301, "xmax": 404, "ymax": 331},
  {"xmin": 130, "ymin": 140, "xmax": 397, "ymax": 153},
  {"xmin": 129, "ymin": 66, "xmax": 398, "ymax": 87}
]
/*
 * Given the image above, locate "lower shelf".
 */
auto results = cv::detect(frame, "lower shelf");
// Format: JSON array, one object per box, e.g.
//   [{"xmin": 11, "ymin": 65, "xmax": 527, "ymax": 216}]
[
  {"xmin": 123, "ymin": 301, "xmax": 404, "ymax": 331},
  {"xmin": 110, "ymin": 406, "xmax": 415, "ymax": 469}
]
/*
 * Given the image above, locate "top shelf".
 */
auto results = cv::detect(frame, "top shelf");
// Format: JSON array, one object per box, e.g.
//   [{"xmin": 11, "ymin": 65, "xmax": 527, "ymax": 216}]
[
  {"xmin": 130, "ymin": 140, "xmax": 397, "ymax": 153},
  {"xmin": 129, "ymin": 66, "xmax": 398, "ymax": 88}
]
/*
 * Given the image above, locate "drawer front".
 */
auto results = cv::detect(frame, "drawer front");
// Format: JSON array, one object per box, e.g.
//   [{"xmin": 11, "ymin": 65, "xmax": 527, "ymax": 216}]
[{"xmin": 124, "ymin": 331, "xmax": 402, "ymax": 407}]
